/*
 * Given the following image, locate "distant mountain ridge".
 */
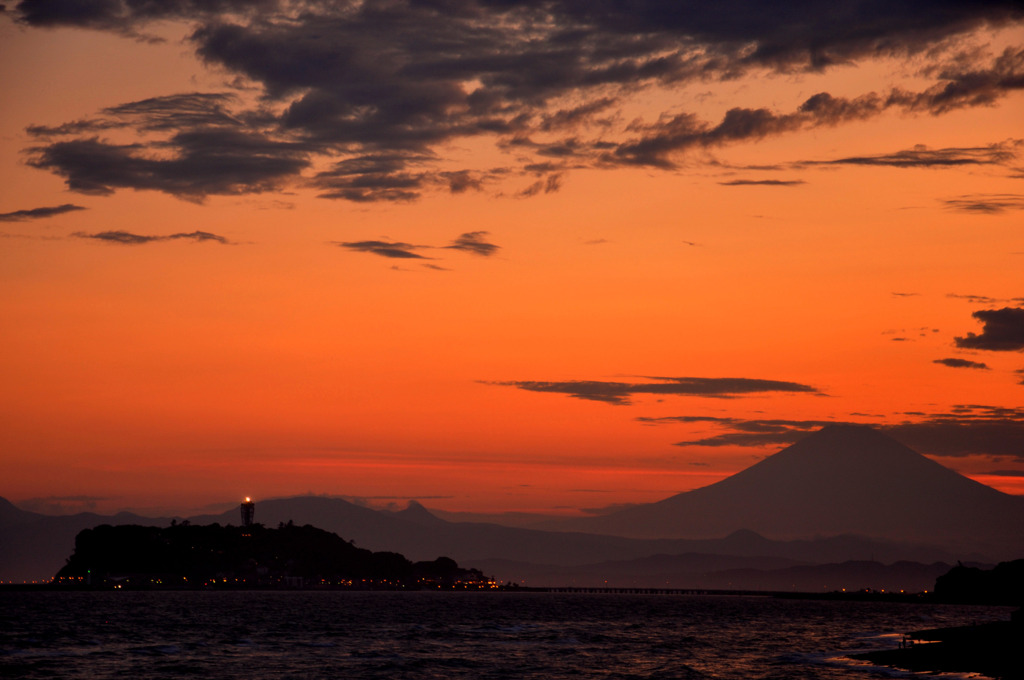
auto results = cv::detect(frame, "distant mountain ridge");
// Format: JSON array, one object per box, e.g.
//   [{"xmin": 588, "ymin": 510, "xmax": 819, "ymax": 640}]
[
  {"xmin": 0, "ymin": 492, "xmax": 977, "ymax": 585},
  {"xmin": 541, "ymin": 425, "xmax": 1024, "ymax": 558},
  {"xmin": 0, "ymin": 504, "xmax": 171, "ymax": 583},
  {"xmin": 2, "ymin": 425, "xmax": 1020, "ymax": 585},
  {"xmin": 186, "ymin": 495, "xmax": 981, "ymax": 566}
]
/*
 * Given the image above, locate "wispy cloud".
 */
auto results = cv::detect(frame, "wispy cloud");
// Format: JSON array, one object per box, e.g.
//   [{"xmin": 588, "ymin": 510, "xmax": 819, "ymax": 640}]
[
  {"xmin": 933, "ymin": 357, "xmax": 990, "ymax": 370},
  {"xmin": 0, "ymin": 203, "xmax": 86, "ymax": 221},
  {"xmin": 338, "ymin": 232, "xmax": 502, "ymax": 264},
  {"xmin": 444, "ymin": 231, "xmax": 500, "ymax": 257},
  {"xmin": 943, "ymin": 194, "xmax": 1024, "ymax": 214},
  {"xmin": 606, "ymin": 60, "xmax": 1024, "ymax": 168},
  {"xmin": 487, "ymin": 376, "xmax": 820, "ymax": 406},
  {"xmin": 642, "ymin": 406, "xmax": 1024, "ymax": 459},
  {"xmin": 885, "ymin": 406, "xmax": 1024, "ymax": 459},
  {"xmin": 719, "ymin": 179, "xmax": 805, "ymax": 186},
  {"xmin": 638, "ymin": 415, "xmax": 840, "ymax": 447},
  {"xmin": 336, "ymin": 240, "xmax": 430, "ymax": 259},
  {"xmin": 948, "ymin": 293, "xmax": 1005, "ymax": 304},
  {"xmin": 74, "ymin": 230, "xmax": 230, "ymax": 244},
  {"xmin": 800, "ymin": 141, "xmax": 1021, "ymax": 169},
  {"xmin": 985, "ymin": 469, "xmax": 1024, "ymax": 477}
]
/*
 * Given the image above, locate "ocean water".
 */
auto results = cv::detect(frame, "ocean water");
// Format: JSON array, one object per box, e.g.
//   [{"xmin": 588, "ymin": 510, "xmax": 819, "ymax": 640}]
[{"xmin": 0, "ymin": 591, "xmax": 1011, "ymax": 679}]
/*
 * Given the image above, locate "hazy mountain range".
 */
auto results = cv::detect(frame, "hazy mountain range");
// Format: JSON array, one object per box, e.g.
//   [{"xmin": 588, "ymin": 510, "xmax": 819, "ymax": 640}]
[{"xmin": 3, "ymin": 425, "xmax": 1021, "ymax": 589}]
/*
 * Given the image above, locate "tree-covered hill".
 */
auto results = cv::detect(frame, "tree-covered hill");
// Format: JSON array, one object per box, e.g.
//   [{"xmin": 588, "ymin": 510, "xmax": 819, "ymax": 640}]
[
  {"xmin": 54, "ymin": 522, "xmax": 492, "ymax": 589},
  {"xmin": 933, "ymin": 559, "xmax": 1024, "ymax": 605}
]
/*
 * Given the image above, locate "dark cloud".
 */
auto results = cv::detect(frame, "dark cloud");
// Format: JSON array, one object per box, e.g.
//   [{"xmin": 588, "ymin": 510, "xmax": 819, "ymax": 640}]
[
  {"xmin": 515, "ymin": 174, "xmax": 563, "ymax": 198},
  {"xmin": 338, "ymin": 232, "xmax": 503, "ymax": 262},
  {"xmin": 13, "ymin": 0, "xmax": 275, "ymax": 32},
  {"xmin": 933, "ymin": 357, "xmax": 991, "ymax": 369},
  {"xmin": 801, "ymin": 141, "xmax": 1020, "ymax": 168},
  {"xmin": 883, "ymin": 406, "xmax": 1024, "ymax": 459},
  {"xmin": 14, "ymin": 1, "xmax": 1024, "ymax": 202},
  {"xmin": 166, "ymin": 230, "xmax": 229, "ymax": 243},
  {"xmin": 25, "ymin": 92, "xmax": 245, "ymax": 137},
  {"xmin": 75, "ymin": 230, "xmax": 159, "ymax": 244},
  {"xmin": 955, "ymin": 307, "xmax": 1024, "ymax": 351},
  {"xmin": 985, "ymin": 469, "xmax": 1024, "ymax": 477},
  {"xmin": 445, "ymin": 231, "xmax": 500, "ymax": 257},
  {"xmin": 74, "ymin": 230, "xmax": 229, "ymax": 244},
  {"xmin": 312, "ymin": 154, "xmax": 427, "ymax": 203},
  {"xmin": 646, "ymin": 406, "xmax": 1024, "ymax": 459},
  {"xmin": 539, "ymin": 98, "xmax": 618, "ymax": 133},
  {"xmin": 943, "ymin": 194, "xmax": 1024, "ymax": 213},
  {"xmin": 609, "ymin": 107, "xmax": 804, "ymax": 168},
  {"xmin": 891, "ymin": 292, "xmax": 920, "ymax": 297},
  {"xmin": 638, "ymin": 415, "xmax": 840, "ymax": 447},
  {"xmin": 336, "ymin": 240, "xmax": 430, "ymax": 259},
  {"xmin": 488, "ymin": 376, "xmax": 820, "ymax": 405},
  {"xmin": 25, "ymin": 118, "xmax": 124, "ymax": 137},
  {"xmin": 27, "ymin": 132, "xmax": 310, "ymax": 199},
  {"xmin": 441, "ymin": 170, "xmax": 485, "ymax": 194},
  {"xmin": 24, "ymin": 93, "xmax": 309, "ymax": 200},
  {"xmin": 17, "ymin": 1, "xmax": 1023, "ymax": 71},
  {"xmin": 103, "ymin": 92, "xmax": 246, "ymax": 131},
  {"xmin": 718, "ymin": 179, "xmax": 805, "ymax": 186},
  {"xmin": 0, "ymin": 203, "xmax": 86, "ymax": 221},
  {"xmin": 606, "ymin": 59, "xmax": 1024, "ymax": 167},
  {"xmin": 915, "ymin": 45, "xmax": 1024, "ymax": 113}
]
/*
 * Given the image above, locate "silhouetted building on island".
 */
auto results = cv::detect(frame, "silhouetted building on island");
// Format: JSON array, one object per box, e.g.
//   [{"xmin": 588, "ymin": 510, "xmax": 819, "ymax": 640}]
[{"xmin": 241, "ymin": 497, "xmax": 255, "ymax": 527}]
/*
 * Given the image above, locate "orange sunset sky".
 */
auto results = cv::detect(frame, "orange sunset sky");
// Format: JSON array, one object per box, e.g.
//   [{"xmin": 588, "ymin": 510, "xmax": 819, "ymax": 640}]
[{"xmin": 1, "ymin": 1, "xmax": 1023, "ymax": 518}]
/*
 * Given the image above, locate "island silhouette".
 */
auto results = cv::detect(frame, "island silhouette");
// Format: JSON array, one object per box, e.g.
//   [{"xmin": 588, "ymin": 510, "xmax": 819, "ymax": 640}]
[{"xmin": 53, "ymin": 519, "xmax": 494, "ymax": 590}]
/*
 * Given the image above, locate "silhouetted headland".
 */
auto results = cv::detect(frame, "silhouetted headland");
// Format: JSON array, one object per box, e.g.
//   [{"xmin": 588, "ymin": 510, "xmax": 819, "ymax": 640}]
[
  {"xmin": 51, "ymin": 521, "xmax": 496, "ymax": 590},
  {"xmin": 852, "ymin": 560, "xmax": 1024, "ymax": 679}
]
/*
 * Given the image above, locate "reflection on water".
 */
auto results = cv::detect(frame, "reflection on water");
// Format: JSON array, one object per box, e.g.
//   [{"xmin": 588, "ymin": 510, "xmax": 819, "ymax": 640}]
[{"xmin": 0, "ymin": 591, "xmax": 1010, "ymax": 679}]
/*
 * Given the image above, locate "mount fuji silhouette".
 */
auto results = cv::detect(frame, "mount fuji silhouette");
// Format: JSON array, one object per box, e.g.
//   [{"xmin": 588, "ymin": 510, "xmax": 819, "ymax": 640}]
[{"xmin": 548, "ymin": 425, "xmax": 1024, "ymax": 558}]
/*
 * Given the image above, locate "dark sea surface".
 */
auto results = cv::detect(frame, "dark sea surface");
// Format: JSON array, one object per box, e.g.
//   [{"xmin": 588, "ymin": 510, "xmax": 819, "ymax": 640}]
[{"xmin": 0, "ymin": 591, "xmax": 1011, "ymax": 679}]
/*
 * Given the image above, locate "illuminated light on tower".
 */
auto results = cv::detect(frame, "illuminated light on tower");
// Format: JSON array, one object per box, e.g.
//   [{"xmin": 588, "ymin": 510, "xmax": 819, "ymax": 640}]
[{"xmin": 241, "ymin": 497, "xmax": 255, "ymax": 527}]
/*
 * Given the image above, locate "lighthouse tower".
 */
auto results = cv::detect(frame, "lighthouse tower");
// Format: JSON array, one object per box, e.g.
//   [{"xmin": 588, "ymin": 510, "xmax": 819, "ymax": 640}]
[{"xmin": 241, "ymin": 497, "xmax": 255, "ymax": 527}]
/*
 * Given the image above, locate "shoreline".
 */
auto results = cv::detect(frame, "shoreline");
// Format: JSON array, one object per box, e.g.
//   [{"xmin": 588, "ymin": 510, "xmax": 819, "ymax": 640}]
[
  {"xmin": 850, "ymin": 616, "xmax": 1022, "ymax": 680},
  {"xmin": 0, "ymin": 582, "xmax": 997, "ymax": 603}
]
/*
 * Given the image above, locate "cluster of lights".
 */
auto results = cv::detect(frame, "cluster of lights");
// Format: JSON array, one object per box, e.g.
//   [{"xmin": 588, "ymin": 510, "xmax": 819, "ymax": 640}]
[{"xmin": 8, "ymin": 579, "xmax": 57, "ymax": 584}]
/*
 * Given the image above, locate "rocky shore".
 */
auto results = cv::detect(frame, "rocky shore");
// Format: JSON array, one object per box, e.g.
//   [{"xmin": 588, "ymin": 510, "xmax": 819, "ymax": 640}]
[{"xmin": 852, "ymin": 612, "xmax": 1022, "ymax": 680}]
